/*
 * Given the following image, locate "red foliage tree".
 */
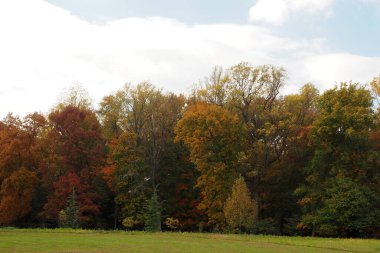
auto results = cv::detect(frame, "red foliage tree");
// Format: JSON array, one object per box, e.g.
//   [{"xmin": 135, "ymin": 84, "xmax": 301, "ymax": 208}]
[
  {"xmin": 41, "ymin": 106, "xmax": 106, "ymax": 226},
  {"xmin": 43, "ymin": 171, "xmax": 100, "ymax": 225},
  {"xmin": 47, "ymin": 106, "xmax": 105, "ymax": 179}
]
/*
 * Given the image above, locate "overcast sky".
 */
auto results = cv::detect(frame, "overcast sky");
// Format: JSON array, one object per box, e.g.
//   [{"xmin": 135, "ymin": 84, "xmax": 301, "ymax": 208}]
[{"xmin": 1, "ymin": 0, "xmax": 380, "ymax": 117}]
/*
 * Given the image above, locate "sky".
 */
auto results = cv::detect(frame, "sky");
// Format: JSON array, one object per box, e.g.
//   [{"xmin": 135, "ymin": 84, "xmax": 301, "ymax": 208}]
[{"xmin": 1, "ymin": 0, "xmax": 380, "ymax": 117}]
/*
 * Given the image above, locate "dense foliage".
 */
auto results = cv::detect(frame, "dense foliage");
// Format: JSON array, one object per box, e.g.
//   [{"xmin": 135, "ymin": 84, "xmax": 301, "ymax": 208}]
[{"xmin": 0, "ymin": 63, "xmax": 379, "ymax": 238}]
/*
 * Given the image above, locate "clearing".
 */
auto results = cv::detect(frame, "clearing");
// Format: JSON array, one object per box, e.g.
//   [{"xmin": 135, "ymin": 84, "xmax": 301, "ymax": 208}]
[{"xmin": 0, "ymin": 229, "xmax": 379, "ymax": 253}]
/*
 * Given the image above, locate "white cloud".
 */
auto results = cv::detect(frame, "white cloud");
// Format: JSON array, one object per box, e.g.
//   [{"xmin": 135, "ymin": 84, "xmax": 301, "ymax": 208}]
[
  {"xmin": 304, "ymin": 53, "xmax": 380, "ymax": 90},
  {"xmin": 249, "ymin": 0, "xmax": 335, "ymax": 25},
  {"xmin": 0, "ymin": 0, "xmax": 378, "ymax": 117},
  {"xmin": 249, "ymin": 0, "xmax": 288, "ymax": 25}
]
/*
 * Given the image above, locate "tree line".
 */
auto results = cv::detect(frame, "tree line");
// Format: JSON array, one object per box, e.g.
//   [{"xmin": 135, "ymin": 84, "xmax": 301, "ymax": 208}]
[{"xmin": 0, "ymin": 62, "xmax": 379, "ymax": 238}]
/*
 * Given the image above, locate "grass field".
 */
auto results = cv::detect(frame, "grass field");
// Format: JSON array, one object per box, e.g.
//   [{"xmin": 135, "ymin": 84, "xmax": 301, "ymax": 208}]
[{"xmin": 0, "ymin": 229, "xmax": 379, "ymax": 253}]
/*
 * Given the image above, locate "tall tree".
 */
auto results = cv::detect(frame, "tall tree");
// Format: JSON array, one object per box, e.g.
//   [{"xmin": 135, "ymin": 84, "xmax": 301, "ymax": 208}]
[
  {"xmin": 298, "ymin": 83, "xmax": 379, "ymax": 237},
  {"xmin": 194, "ymin": 63, "xmax": 288, "ymax": 221},
  {"xmin": 193, "ymin": 66, "xmax": 230, "ymax": 106},
  {"xmin": 0, "ymin": 113, "xmax": 46, "ymax": 225},
  {"xmin": 99, "ymin": 83, "xmax": 189, "ymax": 229},
  {"xmin": 175, "ymin": 103, "xmax": 246, "ymax": 229},
  {"xmin": 42, "ymin": 105, "xmax": 105, "ymax": 226},
  {"xmin": 259, "ymin": 84, "xmax": 319, "ymax": 234}
]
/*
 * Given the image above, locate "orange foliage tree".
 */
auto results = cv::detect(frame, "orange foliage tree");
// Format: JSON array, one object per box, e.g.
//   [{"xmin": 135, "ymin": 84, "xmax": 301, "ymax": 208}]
[
  {"xmin": 175, "ymin": 103, "xmax": 246, "ymax": 229},
  {"xmin": 0, "ymin": 167, "xmax": 38, "ymax": 224},
  {"xmin": 0, "ymin": 113, "xmax": 46, "ymax": 225}
]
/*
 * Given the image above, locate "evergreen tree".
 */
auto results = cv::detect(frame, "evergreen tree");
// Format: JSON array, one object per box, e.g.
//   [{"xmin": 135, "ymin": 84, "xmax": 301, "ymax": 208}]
[
  {"xmin": 65, "ymin": 189, "xmax": 79, "ymax": 229},
  {"xmin": 144, "ymin": 189, "xmax": 161, "ymax": 232}
]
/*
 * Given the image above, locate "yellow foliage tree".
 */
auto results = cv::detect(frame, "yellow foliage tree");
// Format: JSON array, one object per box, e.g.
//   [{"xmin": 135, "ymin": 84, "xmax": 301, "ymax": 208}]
[{"xmin": 224, "ymin": 176, "xmax": 257, "ymax": 233}]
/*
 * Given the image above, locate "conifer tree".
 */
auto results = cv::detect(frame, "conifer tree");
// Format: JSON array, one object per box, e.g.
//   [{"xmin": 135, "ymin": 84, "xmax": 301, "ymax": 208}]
[
  {"xmin": 144, "ymin": 189, "xmax": 161, "ymax": 232},
  {"xmin": 65, "ymin": 189, "xmax": 79, "ymax": 229}
]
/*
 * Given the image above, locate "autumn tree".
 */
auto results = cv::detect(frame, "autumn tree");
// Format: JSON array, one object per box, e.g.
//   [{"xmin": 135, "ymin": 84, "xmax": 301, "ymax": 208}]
[
  {"xmin": 224, "ymin": 176, "xmax": 257, "ymax": 233},
  {"xmin": 106, "ymin": 131, "xmax": 147, "ymax": 228},
  {"xmin": 0, "ymin": 113, "xmax": 46, "ymax": 225},
  {"xmin": 258, "ymin": 84, "xmax": 319, "ymax": 234},
  {"xmin": 43, "ymin": 171, "xmax": 100, "ymax": 226},
  {"xmin": 41, "ymin": 105, "xmax": 105, "ymax": 227},
  {"xmin": 98, "ymin": 83, "xmax": 190, "ymax": 229},
  {"xmin": 2, "ymin": 62, "xmax": 380, "ymax": 237},
  {"xmin": 193, "ymin": 66, "xmax": 230, "ymax": 106},
  {"xmin": 46, "ymin": 106, "xmax": 104, "ymax": 179},
  {"xmin": 194, "ymin": 63, "xmax": 288, "ymax": 221},
  {"xmin": 370, "ymin": 75, "xmax": 380, "ymax": 106},
  {"xmin": 99, "ymin": 83, "xmax": 156, "ymax": 228},
  {"xmin": 56, "ymin": 84, "xmax": 93, "ymax": 110},
  {"xmin": 193, "ymin": 63, "xmax": 313, "ymax": 234},
  {"xmin": 97, "ymin": 91, "xmax": 126, "ymax": 140},
  {"xmin": 175, "ymin": 103, "xmax": 246, "ymax": 229},
  {"xmin": 0, "ymin": 167, "xmax": 39, "ymax": 225},
  {"xmin": 159, "ymin": 145, "xmax": 202, "ymax": 231}
]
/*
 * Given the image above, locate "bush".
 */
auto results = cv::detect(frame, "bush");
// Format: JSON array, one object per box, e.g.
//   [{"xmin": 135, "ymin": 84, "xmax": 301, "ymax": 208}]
[
  {"xmin": 164, "ymin": 217, "xmax": 180, "ymax": 231},
  {"xmin": 122, "ymin": 217, "xmax": 138, "ymax": 230}
]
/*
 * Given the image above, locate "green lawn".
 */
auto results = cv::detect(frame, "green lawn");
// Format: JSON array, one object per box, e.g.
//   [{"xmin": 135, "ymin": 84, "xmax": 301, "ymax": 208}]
[{"xmin": 0, "ymin": 229, "xmax": 379, "ymax": 253}]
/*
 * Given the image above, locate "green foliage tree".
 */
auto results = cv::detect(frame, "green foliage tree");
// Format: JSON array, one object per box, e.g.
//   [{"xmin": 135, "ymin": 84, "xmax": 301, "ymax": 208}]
[
  {"xmin": 144, "ymin": 189, "xmax": 162, "ymax": 232},
  {"xmin": 224, "ymin": 176, "xmax": 257, "ymax": 233},
  {"xmin": 315, "ymin": 177, "xmax": 379, "ymax": 237},
  {"xmin": 298, "ymin": 83, "xmax": 379, "ymax": 237},
  {"xmin": 64, "ymin": 189, "xmax": 79, "ymax": 229}
]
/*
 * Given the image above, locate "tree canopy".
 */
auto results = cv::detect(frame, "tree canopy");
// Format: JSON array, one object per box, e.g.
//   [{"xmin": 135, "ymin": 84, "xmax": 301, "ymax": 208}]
[{"xmin": 0, "ymin": 63, "xmax": 379, "ymax": 238}]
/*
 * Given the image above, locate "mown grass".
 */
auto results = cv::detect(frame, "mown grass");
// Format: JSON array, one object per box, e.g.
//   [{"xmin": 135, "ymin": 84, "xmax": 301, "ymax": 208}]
[{"xmin": 0, "ymin": 228, "xmax": 379, "ymax": 253}]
